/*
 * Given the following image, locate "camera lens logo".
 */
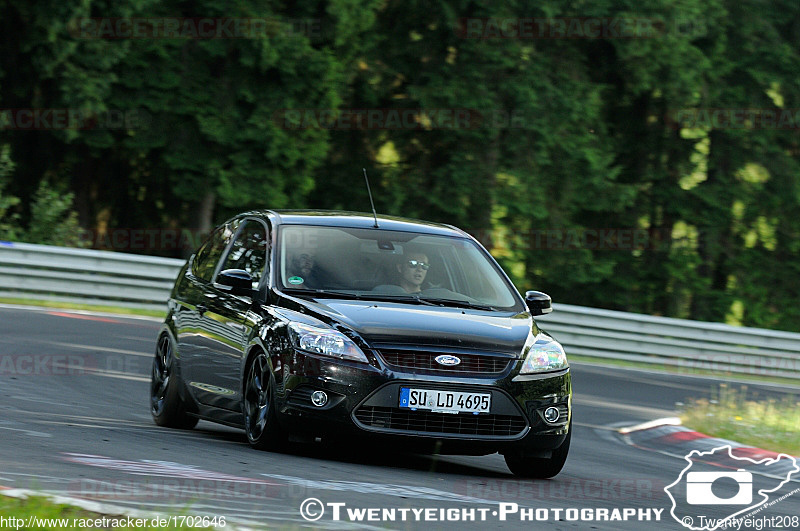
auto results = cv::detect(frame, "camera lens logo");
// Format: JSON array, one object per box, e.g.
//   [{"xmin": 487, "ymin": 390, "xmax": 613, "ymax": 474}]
[
  {"xmin": 666, "ymin": 445, "xmax": 799, "ymax": 530},
  {"xmin": 686, "ymin": 469, "xmax": 752, "ymax": 505}
]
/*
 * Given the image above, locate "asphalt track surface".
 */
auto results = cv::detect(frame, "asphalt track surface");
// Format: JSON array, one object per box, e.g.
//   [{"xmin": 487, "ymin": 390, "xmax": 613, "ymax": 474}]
[{"xmin": 0, "ymin": 304, "xmax": 798, "ymax": 530}]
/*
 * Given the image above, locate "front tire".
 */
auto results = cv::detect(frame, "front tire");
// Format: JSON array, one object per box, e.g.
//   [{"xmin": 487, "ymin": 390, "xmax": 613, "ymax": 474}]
[
  {"xmin": 504, "ymin": 424, "xmax": 571, "ymax": 478},
  {"xmin": 150, "ymin": 334, "xmax": 198, "ymax": 429},
  {"xmin": 243, "ymin": 351, "xmax": 286, "ymax": 450}
]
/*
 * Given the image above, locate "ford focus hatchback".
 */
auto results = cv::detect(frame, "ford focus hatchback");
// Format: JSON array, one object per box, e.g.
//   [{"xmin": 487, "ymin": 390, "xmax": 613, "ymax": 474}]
[{"xmin": 150, "ymin": 210, "xmax": 572, "ymax": 477}]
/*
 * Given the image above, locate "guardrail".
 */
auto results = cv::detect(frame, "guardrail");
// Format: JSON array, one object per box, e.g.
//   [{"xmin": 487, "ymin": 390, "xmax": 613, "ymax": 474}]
[
  {"xmin": 0, "ymin": 241, "xmax": 184, "ymax": 312},
  {"xmin": 1, "ymin": 241, "xmax": 798, "ymax": 379},
  {"xmin": 535, "ymin": 306, "xmax": 800, "ymax": 380}
]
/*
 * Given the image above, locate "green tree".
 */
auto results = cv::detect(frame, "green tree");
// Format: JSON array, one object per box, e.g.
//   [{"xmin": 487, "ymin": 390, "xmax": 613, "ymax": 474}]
[
  {"xmin": 1, "ymin": 0, "xmax": 382, "ymax": 247},
  {"xmin": 312, "ymin": 0, "xmax": 636, "ymax": 301},
  {"xmin": 103, "ymin": 0, "xmax": 383, "ymax": 236},
  {"xmin": 0, "ymin": 144, "xmax": 22, "ymax": 241},
  {"xmin": 1, "ymin": 0, "xmax": 799, "ymax": 331},
  {"xmin": 25, "ymin": 180, "xmax": 87, "ymax": 247}
]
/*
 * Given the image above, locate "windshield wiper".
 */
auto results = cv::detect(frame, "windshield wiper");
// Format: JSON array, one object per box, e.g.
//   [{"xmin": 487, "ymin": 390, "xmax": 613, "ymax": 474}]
[
  {"xmin": 280, "ymin": 288, "xmax": 362, "ymax": 300},
  {"xmin": 363, "ymin": 294, "xmax": 439, "ymax": 306},
  {"xmin": 416, "ymin": 297, "xmax": 500, "ymax": 311},
  {"xmin": 283, "ymin": 289, "xmax": 440, "ymax": 307}
]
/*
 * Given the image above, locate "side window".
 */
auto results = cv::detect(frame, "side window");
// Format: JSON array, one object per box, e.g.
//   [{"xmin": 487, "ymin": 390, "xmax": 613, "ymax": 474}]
[
  {"xmin": 192, "ymin": 220, "xmax": 240, "ymax": 282},
  {"xmin": 219, "ymin": 220, "xmax": 269, "ymax": 289}
]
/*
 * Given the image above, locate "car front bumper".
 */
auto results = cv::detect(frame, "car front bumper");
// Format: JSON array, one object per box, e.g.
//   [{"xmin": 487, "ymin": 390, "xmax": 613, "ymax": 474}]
[{"xmin": 276, "ymin": 349, "xmax": 571, "ymax": 454}]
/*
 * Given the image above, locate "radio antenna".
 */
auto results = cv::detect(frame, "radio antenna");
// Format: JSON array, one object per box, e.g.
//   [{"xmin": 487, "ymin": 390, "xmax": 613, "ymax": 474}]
[{"xmin": 363, "ymin": 168, "xmax": 379, "ymax": 228}]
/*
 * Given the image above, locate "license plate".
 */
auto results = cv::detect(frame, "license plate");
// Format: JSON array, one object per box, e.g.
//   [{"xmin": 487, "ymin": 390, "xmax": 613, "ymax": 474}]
[{"xmin": 399, "ymin": 388, "xmax": 491, "ymax": 414}]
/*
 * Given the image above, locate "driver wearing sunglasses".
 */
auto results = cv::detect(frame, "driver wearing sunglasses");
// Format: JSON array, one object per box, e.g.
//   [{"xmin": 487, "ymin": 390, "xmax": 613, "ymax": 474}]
[{"xmin": 396, "ymin": 252, "xmax": 430, "ymax": 293}]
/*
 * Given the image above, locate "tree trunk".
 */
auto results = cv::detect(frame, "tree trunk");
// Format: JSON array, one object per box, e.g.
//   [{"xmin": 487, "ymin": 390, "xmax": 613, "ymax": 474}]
[
  {"xmin": 196, "ymin": 190, "xmax": 215, "ymax": 233},
  {"xmin": 188, "ymin": 190, "xmax": 216, "ymax": 259}
]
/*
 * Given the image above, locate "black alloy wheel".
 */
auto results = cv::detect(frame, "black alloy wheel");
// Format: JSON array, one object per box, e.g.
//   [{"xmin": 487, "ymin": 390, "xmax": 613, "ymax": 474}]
[
  {"xmin": 243, "ymin": 351, "xmax": 285, "ymax": 450},
  {"xmin": 150, "ymin": 334, "xmax": 198, "ymax": 429}
]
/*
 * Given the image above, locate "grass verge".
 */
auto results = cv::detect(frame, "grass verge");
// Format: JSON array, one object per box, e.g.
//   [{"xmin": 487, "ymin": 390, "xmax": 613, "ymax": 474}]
[
  {"xmin": 0, "ymin": 494, "xmax": 206, "ymax": 529},
  {"xmin": 0, "ymin": 297, "xmax": 165, "ymax": 318},
  {"xmin": 679, "ymin": 384, "xmax": 800, "ymax": 456}
]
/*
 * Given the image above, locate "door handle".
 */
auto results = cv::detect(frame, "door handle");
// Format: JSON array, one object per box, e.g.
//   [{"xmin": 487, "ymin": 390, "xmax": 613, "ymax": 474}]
[{"xmin": 197, "ymin": 304, "xmax": 207, "ymax": 316}]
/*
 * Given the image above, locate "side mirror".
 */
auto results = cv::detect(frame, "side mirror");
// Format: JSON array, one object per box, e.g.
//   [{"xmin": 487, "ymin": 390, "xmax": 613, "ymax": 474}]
[
  {"xmin": 525, "ymin": 291, "xmax": 552, "ymax": 316},
  {"xmin": 216, "ymin": 269, "xmax": 255, "ymax": 297}
]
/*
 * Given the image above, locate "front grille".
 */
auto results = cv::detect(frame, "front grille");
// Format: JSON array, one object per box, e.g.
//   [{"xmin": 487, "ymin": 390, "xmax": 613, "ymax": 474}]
[
  {"xmin": 354, "ymin": 406, "xmax": 527, "ymax": 437},
  {"xmin": 377, "ymin": 350, "xmax": 512, "ymax": 374}
]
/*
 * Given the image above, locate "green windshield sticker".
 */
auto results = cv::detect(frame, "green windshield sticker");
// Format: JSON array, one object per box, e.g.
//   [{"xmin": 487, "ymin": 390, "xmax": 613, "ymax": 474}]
[{"xmin": 288, "ymin": 276, "xmax": 304, "ymax": 285}]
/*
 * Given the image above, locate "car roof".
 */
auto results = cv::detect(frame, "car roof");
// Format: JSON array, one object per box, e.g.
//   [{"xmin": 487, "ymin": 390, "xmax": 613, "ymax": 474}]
[{"xmin": 241, "ymin": 209, "xmax": 471, "ymax": 238}]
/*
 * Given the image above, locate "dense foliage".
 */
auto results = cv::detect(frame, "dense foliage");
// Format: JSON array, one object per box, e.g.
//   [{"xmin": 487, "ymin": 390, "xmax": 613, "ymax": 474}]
[{"xmin": 1, "ymin": 0, "xmax": 799, "ymax": 331}]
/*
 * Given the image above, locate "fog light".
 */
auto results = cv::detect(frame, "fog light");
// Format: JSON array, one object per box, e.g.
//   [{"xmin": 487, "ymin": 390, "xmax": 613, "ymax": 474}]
[
  {"xmin": 543, "ymin": 407, "xmax": 560, "ymax": 423},
  {"xmin": 311, "ymin": 390, "xmax": 328, "ymax": 407}
]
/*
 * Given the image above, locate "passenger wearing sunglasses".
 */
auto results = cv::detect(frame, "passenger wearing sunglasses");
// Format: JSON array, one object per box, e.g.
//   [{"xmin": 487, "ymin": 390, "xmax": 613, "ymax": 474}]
[{"xmin": 396, "ymin": 252, "xmax": 430, "ymax": 293}]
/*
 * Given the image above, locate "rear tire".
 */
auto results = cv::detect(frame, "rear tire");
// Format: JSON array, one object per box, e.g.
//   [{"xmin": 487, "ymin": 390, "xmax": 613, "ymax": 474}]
[
  {"xmin": 504, "ymin": 424, "xmax": 571, "ymax": 478},
  {"xmin": 150, "ymin": 334, "xmax": 198, "ymax": 429},
  {"xmin": 243, "ymin": 351, "xmax": 286, "ymax": 450}
]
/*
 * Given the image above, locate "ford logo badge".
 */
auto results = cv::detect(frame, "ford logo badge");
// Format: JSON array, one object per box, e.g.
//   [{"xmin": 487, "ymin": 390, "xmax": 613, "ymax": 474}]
[{"xmin": 435, "ymin": 355, "xmax": 461, "ymax": 366}]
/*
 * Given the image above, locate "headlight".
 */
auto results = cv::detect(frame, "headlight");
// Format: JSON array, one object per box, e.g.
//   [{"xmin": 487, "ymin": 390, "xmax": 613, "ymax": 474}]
[
  {"xmin": 288, "ymin": 322, "xmax": 369, "ymax": 363},
  {"xmin": 520, "ymin": 333, "xmax": 568, "ymax": 374}
]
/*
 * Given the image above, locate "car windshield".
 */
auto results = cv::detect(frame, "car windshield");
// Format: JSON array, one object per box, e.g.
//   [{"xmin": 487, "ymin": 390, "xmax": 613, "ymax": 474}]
[{"xmin": 277, "ymin": 225, "xmax": 523, "ymax": 311}]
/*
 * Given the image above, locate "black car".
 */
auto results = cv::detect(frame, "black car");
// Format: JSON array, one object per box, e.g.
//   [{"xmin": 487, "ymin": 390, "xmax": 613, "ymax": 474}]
[{"xmin": 150, "ymin": 210, "xmax": 571, "ymax": 478}]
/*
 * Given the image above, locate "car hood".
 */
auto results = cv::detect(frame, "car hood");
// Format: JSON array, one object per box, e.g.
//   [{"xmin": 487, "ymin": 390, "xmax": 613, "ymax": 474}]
[{"xmin": 297, "ymin": 298, "xmax": 537, "ymax": 356}]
